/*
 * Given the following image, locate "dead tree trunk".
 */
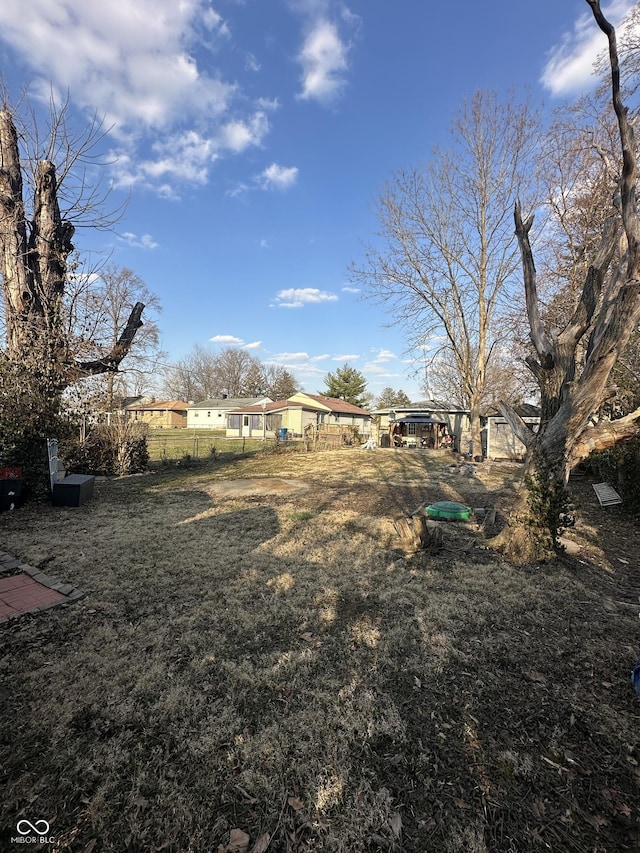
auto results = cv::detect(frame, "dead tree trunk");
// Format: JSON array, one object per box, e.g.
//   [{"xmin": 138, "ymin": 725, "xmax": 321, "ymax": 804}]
[
  {"xmin": 0, "ymin": 107, "xmax": 143, "ymax": 392},
  {"xmin": 493, "ymin": 0, "xmax": 640, "ymax": 563}
]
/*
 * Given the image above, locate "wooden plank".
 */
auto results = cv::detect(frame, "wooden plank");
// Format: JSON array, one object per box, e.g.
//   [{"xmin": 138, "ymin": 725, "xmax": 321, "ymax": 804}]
[{"xmin": 592, "ymin": 482, "xmax": 622, "ymax": 506}]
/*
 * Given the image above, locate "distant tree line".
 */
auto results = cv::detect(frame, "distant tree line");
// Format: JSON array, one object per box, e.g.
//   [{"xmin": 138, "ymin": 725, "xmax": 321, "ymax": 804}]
[{"xmin": 163, "ymin": 345, "xmax": 299, "ymax": 402}]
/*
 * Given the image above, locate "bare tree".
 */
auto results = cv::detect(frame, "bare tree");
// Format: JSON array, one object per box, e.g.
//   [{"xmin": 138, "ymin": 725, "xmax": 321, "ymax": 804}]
[
  {"xmin": 0, "ymin": 97, "xmax": 145, "ymax": 490},
  {"xmin": 0, "ymin": 100, "xmax": 144, "ymax": 387},
  {"xmin": 262, "ymin": 364, "xmax": 299, "ymax": 400},
  {"xmin": 163, "ymin": 346, "xmax": 299, "ymax": 402},
  {"xmin": 423, "ymin": 351, "xmax": 528, "ymax": 411},
  {"xmin": 66, "ymin": 265, "xmax": 163, "ymax": 409},
  {"xmin": 375, "ymin": 387, "xmax": 412, "ymax": 409},
  {"xmin": 495, "ymin": 0, "xmax": 640, "ymax": 562},
  {"xmin": 352, "ymin": 91, "xmax": 540, "ymax": 456}
]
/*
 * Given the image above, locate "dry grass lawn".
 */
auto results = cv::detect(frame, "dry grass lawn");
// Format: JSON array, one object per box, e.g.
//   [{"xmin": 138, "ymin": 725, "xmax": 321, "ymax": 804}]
[{"xmin": 1, "ymin": 447, "xmax": 639, "ymax": 852}]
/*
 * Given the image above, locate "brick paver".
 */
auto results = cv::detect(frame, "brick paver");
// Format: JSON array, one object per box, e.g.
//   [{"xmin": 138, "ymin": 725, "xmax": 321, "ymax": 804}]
[{"xmin": 0, "ymin": 552, "xmax": 84, "ymax": 622}]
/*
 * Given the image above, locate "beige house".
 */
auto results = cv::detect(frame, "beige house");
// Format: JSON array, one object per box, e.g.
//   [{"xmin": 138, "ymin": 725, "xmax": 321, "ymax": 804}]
[
  {"xmin": 227, "ymin": 392, "xmax": 372, "ymax": 440},
  {"xmin": 482, "ymin": 404, "xmax": 541, "ymax": 460},
  {"xmin": 126, "ymin": 400, "xmax": 189, "ymax": 428},
  {"xmin": 186, "ymin": 397, "xmax": 270, "ymax": 429}
]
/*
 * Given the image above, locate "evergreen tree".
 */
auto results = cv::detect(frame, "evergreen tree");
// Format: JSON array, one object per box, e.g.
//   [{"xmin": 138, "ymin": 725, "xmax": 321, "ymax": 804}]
[{"xmin": 321, "ymin": 364, "xmax": 368, "ymax": 407}]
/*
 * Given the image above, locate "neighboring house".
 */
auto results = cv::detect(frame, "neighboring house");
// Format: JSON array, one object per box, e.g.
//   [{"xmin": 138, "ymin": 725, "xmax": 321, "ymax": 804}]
[
  {"xmin": 126, "ymin": 400, "xmax": 189, "ymax": 428},
  {"xmin": 374, "ymin": 399, "xmax": 471, "ymax": 452},
  {"xmin": 482, "ymin": 404, "xmax": 541, "ymax": 460},
  {"xmin": 186, "ymin": 397, "xmax": 271, "ymax": 429},
  {"xmin": 227, "ymin": 392, "xmax": 372, "ymax": 439}
]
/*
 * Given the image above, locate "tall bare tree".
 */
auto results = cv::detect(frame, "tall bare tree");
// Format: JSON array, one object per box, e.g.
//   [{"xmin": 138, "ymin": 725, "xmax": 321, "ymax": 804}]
[
  {"xmin": 163, "ymin": 346, "xmax": 299, "ymax": 402},
  {"xmin": 352, "ymin": 91, "xmax": 539, "ymax": 456},
  {"xmin": 0, "ymin": 98, "xmax": 145, "ymax": 489},
  {"xmin": 495, "ymin": 0, "xmax": 640, "ymax": 562},
  {"xmin": 66, "ymin": 265, "xmax": 163, "ymax": 409},
  {"xmin": 0, "ymin": 100, "xmax": 143, "ymax": 383}
]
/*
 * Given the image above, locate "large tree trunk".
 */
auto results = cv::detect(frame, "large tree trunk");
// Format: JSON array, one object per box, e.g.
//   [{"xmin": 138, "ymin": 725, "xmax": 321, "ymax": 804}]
[
  {"xmin": 0, "ymin": 108, "xmax": 143, "ymax": 392},
  {"xmin": 493, "ymin": 0, "xmax": 640, "ymax": 563}
]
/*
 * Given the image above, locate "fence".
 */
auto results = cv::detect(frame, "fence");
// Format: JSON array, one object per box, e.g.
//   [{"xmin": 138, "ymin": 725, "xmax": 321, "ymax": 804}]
[{"xmin": 145, "ymin": 431, "xmax": 278, "ymax": 461}]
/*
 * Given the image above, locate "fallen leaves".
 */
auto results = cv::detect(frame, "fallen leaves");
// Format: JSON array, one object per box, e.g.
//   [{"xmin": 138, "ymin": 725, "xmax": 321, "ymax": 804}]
[
  {"xmin": 250, "ymin": 834, "xmax": 271, "ymax": 853},
  {"xmin": 217, "ymin": 829, "xmax": 272, "ymax": 853},
  {"xmin": 217, "ymin": 828, "xmax": 250, "ymax": 853}
]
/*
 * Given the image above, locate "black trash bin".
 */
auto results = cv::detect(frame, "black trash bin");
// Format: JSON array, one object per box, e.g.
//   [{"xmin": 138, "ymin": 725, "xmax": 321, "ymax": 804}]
[{"xmin": 0, "ymin": 477, "xmax": 22, "ymax": 511}]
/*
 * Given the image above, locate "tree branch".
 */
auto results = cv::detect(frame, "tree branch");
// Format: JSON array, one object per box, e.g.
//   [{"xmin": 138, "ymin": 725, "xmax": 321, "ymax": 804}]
[
  {"xmin": 587, "ymin": 0, "xmax": 640, "ymax": 276},
  {"xmin": 72, "ymin": 301, "xmax": 144, "ymax": 377},
  {"xmin": 496, "ymin": 400, "xmax": 536, "ymax": 448},
  {"xmin": 514, "ymin": 201, "xmax": 553, "ymax": 368},
  {"xmin": 570, "ymin": 403, "xmax": 640, "ymax": 462}
]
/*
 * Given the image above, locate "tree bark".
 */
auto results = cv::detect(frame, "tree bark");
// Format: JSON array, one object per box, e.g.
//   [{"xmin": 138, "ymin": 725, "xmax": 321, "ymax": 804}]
[
  {"xmin": 0, "ymin": 108, "xmax": 144, "ymax": 392},
  {"xmin": 493, "ymin": 1, "xmax": 640, "ymax": 563}
]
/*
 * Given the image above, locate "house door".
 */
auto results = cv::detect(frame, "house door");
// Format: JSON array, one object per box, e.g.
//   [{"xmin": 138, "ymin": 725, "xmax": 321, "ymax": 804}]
[{"xmin": 242, "ymin": 415, "xmax": 251, "ymax": 437}]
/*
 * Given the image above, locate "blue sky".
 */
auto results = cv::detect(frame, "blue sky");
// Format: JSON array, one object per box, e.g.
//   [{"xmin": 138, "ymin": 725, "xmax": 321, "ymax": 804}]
[{"xmin": 0, "ymin": 0, "xmax": 636, "ymax": 400}]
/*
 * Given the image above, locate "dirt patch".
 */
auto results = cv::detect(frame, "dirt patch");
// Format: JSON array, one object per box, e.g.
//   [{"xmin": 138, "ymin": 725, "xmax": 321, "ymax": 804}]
[{"xmin": 206, "ymin": 477, "xmax": 312, "ymax": 498}]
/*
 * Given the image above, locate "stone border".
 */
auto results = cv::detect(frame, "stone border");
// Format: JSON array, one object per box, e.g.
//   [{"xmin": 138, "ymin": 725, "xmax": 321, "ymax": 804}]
[{"xmin": 0, "ymin": 551, "xmax": 85, "ymax": 622}]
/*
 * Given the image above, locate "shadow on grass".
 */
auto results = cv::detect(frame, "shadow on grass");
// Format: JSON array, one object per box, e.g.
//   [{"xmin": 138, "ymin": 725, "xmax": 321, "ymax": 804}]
[{"xmin": 1, "ymin": 457, "xmax": 639, "ymax": 852}]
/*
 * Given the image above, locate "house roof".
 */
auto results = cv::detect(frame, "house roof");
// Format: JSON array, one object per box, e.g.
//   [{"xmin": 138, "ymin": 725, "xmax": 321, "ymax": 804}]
[
  {"xmin": 375, "ymin": 399, "xmax": 468, "ymax": 415},
  {"xmin": 126, "ymin": 400, "xmax": 189, "ymax": 412},
  {"xmin": 188, "ymin": 397, "xmax": 267, "ymax": 410},
  {"xmin": 301, "ymin": 394, "xmax": 371, "ymax": 416},
  {"xmin": 487, "ymin": 403, "xmax": 541, "ymax": 419},
  {"xmin": 231, "ymin": 393, "xmax": 371, "ymax": 417},
  {"xmin": 392, "ymin": 416, "xmax": 446, "ymax": 425}
]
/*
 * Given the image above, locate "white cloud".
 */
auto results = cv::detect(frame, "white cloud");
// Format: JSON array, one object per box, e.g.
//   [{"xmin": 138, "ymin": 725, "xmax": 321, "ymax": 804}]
[
  {"xmin": 370, "ymin": 348, "xmax": 396, "ymax": 363},
  {"xmin": 210, "ymin": 334, "xmax": 244, "ymax": 345},
  {"xmin": 245, "ymin": 52, "xmax": 261, "ymax": 72},
  {"xmin": 260, "ymin": 163, "xmax": 299, "ymax": 190},
  {"xmin": 332, "ymin": 353, "xmax": 359, "ymax": 360},
  {"xmin": 361, "ymin": 362, "xmax": 400, "ymax": 377},
  {"xmin": 271, "ymin": 352, "xmax": 310, "ymax": 362},
  {"xmin": 541, "ymin": 0, "xmax": 636, "ymax": 96},
  {"xmin": 265, "ymin": 350, "xmax": 330, "ymax": 381},
  {"xmin": 219, "ymin": 111, "xmax": 271, "ymax": 154},
  {"xmin": 341, "ymin": 286, "xmax": 360, "ymax": 293},
  {"xmin": 117, "ymin": 231, "xmax": 158, "ymax": 250},
  {"xmin": 271, "ymin": 287, "xmax": 339, "ymax": 308},
  {"xmin": 297, "ymin": 19, "xmax": 349, "ymax": 103},
  {"xmin": 209, "ymin": 334, "xmax": 262, "ymax": 350},
  {"xmin": 0, "ymin": 0, "xmax": 274, "ymax": 195}
]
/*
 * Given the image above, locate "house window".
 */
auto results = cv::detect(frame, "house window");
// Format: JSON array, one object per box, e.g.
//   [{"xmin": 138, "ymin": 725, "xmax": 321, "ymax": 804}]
[
  {"xmin": 406, "ymin": 423, "xmax": 416, "ymax": 435},
  {"xmin": 243, "ymin": 415, "xmax": 249, "ymax": 427},
  {"xmin": 194, "ymin": 412, "xmax": 199, "ymax": 418}
]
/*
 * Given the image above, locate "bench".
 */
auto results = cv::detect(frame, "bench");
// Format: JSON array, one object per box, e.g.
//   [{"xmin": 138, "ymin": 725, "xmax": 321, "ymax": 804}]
[{"xmin": 47, "ymin": 439, "xmax": 95, "ymax": 507}]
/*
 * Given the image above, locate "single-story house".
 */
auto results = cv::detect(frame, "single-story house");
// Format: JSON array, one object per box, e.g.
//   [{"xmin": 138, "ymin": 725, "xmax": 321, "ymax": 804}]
[
  {"xmin": 126, "ymin": 400, "xmax": 189, "ymax": 428},
  {"xmin": 374, "ymin": 400, "xmax": 472, "ymax": 452},
  {"xmin": 482, "ymin": 404, "xmax": 541, "ymax": 460},
  {"xmin": 226, "ymin": 392, "xmax": 372, "ymax": 440},
  {"xmin": 186, "ymin": 397, "xmax": 271, "ymax": 429}
]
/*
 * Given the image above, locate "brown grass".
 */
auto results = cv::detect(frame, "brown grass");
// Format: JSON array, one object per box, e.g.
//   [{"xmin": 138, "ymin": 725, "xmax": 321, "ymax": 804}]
[{"xmin": 1, "ymin": 448, "xmax": 639, "ymax": 852}]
